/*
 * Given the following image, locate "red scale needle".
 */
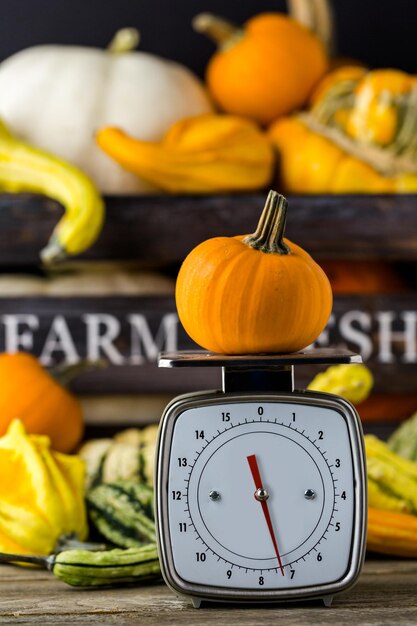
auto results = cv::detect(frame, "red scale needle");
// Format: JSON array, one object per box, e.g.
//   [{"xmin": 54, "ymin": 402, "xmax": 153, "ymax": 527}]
[{"xmin": 247, "ymin": 454, "xmax": 285, "ymax": 576}]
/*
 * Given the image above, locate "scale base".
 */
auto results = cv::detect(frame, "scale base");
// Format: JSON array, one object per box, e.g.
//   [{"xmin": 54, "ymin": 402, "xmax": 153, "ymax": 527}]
[{"xmin": 189, "ymin": 594, "xmax": 334, "ymax": 609}]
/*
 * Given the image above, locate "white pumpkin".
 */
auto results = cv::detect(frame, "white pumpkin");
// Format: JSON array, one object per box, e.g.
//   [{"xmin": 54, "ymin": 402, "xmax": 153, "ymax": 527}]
[{"xmin": 0, "ymin": 30, "xmax": 213, "ymax": 193}]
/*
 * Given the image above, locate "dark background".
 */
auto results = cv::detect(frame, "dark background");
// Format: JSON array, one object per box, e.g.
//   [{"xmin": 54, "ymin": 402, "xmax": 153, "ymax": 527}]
[{"xmin": 0, "ymin": 0, "xmax": 415, "ymax": 74}]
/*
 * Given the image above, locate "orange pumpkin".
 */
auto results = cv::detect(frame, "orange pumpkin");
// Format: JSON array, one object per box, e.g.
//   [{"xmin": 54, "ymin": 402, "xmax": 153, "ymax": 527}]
[
  {"xmin": 176, "ymin": 191, "xmax": 332, "ymax": 354},
  {"xmin": 0, "ymin": 353, "xmax": 83, "ymax": 452},
  {"xmin": 193, "ymin": 12, "xmax": 328, "ymax": 125}
]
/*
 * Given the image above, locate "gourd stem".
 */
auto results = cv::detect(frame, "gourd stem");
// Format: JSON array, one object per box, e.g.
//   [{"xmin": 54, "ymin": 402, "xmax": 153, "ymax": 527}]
[
  {"xmin": 108, "ymin": 28, "xmax": 140, "ymax": 53},
  {"xmin": 301, "ymin": 112, "xmax": 417, "ymax": 176},
  {"xmin": 192, "ymin": 13, "xmax": 244, "ymax": 50},
  {"xmin": 50, "ymin": 359, "xmax": 107, "ymax": 387},
  {"xmin": 0, "ymin": 552, "xmax": 53, "ymax": 570},
  {"xmin": 55, "ymin": 534, "xmax": 107, "ymax": 553},
  {"xmin": 243, "ymin": 191, "xmax": 291, "ymax": 255}
]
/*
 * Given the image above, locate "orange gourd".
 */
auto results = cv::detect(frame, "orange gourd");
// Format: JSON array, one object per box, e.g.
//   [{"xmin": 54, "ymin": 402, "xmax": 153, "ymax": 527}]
[
  {"xmin": 176, "ymin": 191, "xmax": 332, "ymax": 354},
  {"xmin": 96, "ymin": 114, "xmax": 274, "ymax": 194},
  {"xmin": 193, "ymin": 12, "xmax": 328, "ymax": 125},
  {"xmin": 0, "ymin": 353, "xmax": 83, "ymax": 453},
  {"xmin": 367, "ymin": 507, "xmax": 417, "ymax": 557}
]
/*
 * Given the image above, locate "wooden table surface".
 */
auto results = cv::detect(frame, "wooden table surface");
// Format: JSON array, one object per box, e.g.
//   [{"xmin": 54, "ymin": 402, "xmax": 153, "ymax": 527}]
[{"xmin": 0, "ymin": 560, "xmax": 417, "ymax": 625}]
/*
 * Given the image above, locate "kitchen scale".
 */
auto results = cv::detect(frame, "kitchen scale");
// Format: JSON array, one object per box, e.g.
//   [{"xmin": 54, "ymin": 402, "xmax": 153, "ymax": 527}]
[{"xmin": 155, "ymin": 348, "xmax": 367, "ymax": 608}]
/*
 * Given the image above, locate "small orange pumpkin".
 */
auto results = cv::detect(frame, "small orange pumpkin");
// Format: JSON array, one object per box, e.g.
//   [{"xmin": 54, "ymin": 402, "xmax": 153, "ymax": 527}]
[
  {"xmin": 0, "ymin": 352, "xmax": 83, "ymax": 452},
  {"xmin": 193, "ymin": 12, "xmax": 328, "ymax": 125},
  {"xmin": 176, "ymin": 191, "xmax": 332, "ymax": 354}
]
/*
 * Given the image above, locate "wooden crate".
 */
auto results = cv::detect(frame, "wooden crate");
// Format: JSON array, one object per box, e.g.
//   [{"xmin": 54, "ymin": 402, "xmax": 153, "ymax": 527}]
[
  {"xmin": 1, "ymin": 192, "xmax": 417, "ymax": 266},
  {"xmin": 0, "ymin": 192, "xmax": 416, "ymax": 436}
]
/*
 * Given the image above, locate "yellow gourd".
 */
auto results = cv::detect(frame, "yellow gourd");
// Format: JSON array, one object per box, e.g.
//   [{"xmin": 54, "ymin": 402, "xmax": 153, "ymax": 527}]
[
  {"xmin": 365, "ymin": 435, "xmax": 417, "ymax": 515},
  {"xmin": 270, "ymin": 116, "xmax": 417, "ymax": 193},
  {"xmin": 270, "ymin": 67, "xmax": 417, "ymax": 193},
  {"xmin": 308, "ymin": 364, "xmax": 373, "ymax": 405},
  {"xmin": 0, "ymin": 420, "xmax": 87, "ymax": 556},
  {"xmin": 0, "ymin": 119, "xmax": 104, "ymax": 265},
  {"xmin": 96, "ymin": 114, "xmax": 274, "ymax": 194},
  {"xmin": 365, "ymin": 435, "xmax": 417, "ymax": 557}
]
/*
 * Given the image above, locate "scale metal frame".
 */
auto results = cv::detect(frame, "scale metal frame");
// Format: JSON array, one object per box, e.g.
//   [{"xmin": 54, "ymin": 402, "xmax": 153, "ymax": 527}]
[{"xmin": 155, "ymin": 349, "xmax": 367, "ymax": 608}]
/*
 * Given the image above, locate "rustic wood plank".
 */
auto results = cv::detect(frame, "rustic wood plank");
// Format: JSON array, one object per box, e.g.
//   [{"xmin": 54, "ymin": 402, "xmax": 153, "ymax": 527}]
[
  {"xmin": 0, "ymin": 560, "xmax": 416, "ymax": 624},
  {"xmin": 1, "ymin": 193, "xmax": 417, "ymax": 267},
  {"xmin": 80, "ymin": 394, "xmax": 417, "ymax": 426},
  {"xmin": 0, "ymin": 293, "xmax": 415, "ymax": 398},
  {"xmin": 79, "ymin": 396, "xmax": 415, "ymax": 438},
  {"xmin": 80, "ymin": 395, "xmax": 173, "ymax": 427}
]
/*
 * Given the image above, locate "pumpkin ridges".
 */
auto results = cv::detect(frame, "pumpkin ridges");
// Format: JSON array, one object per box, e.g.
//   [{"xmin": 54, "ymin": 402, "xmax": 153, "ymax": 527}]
[
  {"xmin": 176, "ymin": 192, "xmax": 332, "ymax": 354},
  {"xmin": 295, "ymin": 253, "xmax": 333, "ymax": 344},
  {"xmin": 179, "ymin": 239, "xmax": 250, "ymax": 354},
  {"xmin": 217, "ymin": 245, "xmax": 263, "ymax": 353},
  {"xmin": 261, "ymin": 249, "xmax": 331, "ymax": 352},
  {"xmin": 180, "ymin": 237, "xmax": 332, "ymax": 354},
  {"xmin": 210, "ymin": 246, "xmax": 248, "ymax": 353},
  {"xmin": 255, "ymin": 252, "xmax": 293, "ymax": 352}
]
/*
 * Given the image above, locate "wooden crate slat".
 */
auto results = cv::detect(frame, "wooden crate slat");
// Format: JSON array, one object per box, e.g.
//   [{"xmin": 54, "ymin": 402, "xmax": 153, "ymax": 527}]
[
  {"xmin": 1, "ymin": 193, "xmax": 417, "ymax": 266},
  {"xmin": 0, "ymin": 294, "xmax": 415, "ymax": 395}
]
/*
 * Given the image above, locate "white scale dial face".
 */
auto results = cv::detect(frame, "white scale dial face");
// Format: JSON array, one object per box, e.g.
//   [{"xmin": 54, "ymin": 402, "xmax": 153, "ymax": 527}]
[{"xmin": 167, "ymin": 400, "xmax": 355, "ymax": 590}]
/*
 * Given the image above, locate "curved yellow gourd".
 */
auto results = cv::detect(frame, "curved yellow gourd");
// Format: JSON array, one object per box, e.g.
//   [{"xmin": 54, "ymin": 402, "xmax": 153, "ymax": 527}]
[
  {"xmin": 97, "ymin": 114, "xmax": 274, "ymax": 194},
  {"xmin": 0, "ymin": 119, "xmax": 104, "ymax": 265}
]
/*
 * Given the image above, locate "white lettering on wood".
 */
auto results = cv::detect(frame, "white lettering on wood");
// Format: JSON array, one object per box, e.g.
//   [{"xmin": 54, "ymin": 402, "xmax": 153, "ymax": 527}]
[
  {"xmin": 2, "ymin": 314, "xmax": 39, "ymax": 352},
  {"xmin": 83, "ymin": 314, "xmax": 124, "ymax": 364},
  {"xmin": 376, "ymin": 311, "xmax": 417, "ymax": 364},
  {"xmin": 39, "ymin": 315, "xmax": 80, "ymax": 366},
  {"xmin": 339, "ymin": 311, "xmax": 373, "ymax": 360},
  {"xmin": 129, "ymin": 313, "xmax": 179, "ymax": 364}
]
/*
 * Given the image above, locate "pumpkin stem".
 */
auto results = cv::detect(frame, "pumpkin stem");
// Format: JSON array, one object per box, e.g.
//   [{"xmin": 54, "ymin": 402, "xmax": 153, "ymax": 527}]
[
  {"xmin": 243, "ymin": 191, "xmax": 291, "ymax": 255},
  {"xmin": 192, "ymin": 13, "xmax": 244, "ymax": 50},
  {"xmin": 287, "ymin": 0, "xmax": 335, "ymax": 56},
  {"xmin": 108, "ymin": 28, "xmax": 140, "ymax": 53},
  {"xmin": 50, "ymin": 359, "xmax": 107, "ymax": 387}
]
